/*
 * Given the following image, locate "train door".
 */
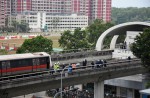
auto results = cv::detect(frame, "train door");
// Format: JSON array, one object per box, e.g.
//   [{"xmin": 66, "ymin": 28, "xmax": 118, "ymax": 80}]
[
  {"xmin": 1, "ymin": 62, "xmax": 6, "ymax": 76},
  {"xmin": 36, "ymin": 59, "xmax": 40, "ymax": 71},
  {"xmin": 1, "ymin": 61, "xmax": 11, "ymax": 76},
  {"xmin": 6, "ymin": 61, "xmax": 11, "ymax": 75},
  {"xmin": 32, "ymin": 58, "xmax": 40, "ymax": 71},
  {"xmin": 32, "ymin": 59, "xmax": 36, "ymax": 71},
  {"xmin": 0, "ymin": 62, "xmax": 2, "ymax": 77}
]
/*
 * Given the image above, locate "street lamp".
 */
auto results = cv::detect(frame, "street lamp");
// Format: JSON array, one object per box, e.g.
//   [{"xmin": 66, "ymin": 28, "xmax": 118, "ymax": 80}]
[
  {"xmin": 60, "ymin": 65, "xmax": 71, "ymax": 98},
  {"xmin": 53, "ymin": 64, "xmax": 72, "ymax": 98},
  {"xmin": 53, "ymin": 65, "xmax": 71, "ymax": 98}
]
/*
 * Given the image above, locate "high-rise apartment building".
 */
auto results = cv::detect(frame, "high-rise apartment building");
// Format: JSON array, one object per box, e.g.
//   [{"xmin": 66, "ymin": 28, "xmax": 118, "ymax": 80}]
[
  {"xmin": 13, "ymin": 0, "xmax": 111, "ymax": 21},
  {"xmin": 0, "ymin": 0, "xmax": 111, "ymax": 27},
  {"xmin": 13, "ymin": 0, "xmax": 72, "ymax": 14},
  {"xmin": 0, "ymin": 0, "xmax": 11, "ymax": 27},
  {"xmin": 91, "ymin": 0, "xmax": 111, "ymax": 22}
]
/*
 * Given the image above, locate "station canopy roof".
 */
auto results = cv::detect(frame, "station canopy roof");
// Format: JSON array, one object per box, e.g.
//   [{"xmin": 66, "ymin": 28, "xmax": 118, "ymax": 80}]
[{"xmin": 140, "ymin": 89, "xmax": 150, "ymax": 95}]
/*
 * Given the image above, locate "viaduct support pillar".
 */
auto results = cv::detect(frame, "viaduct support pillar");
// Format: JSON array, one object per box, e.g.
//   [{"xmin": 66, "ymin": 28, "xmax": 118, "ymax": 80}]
[{"xmin": 94, "ymin": 81, "xmax": 104, "ymax": 98}]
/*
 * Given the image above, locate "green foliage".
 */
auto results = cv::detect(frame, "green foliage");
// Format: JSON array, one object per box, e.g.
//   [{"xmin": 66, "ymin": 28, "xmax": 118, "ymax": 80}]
[
  {"xmin": 59, "ymin": 19, "xmax": 114, "ymax": 50},
  {"xmin": 86, "ymin": 19, "xmax": 114, "ymax": 47},
  {"xmin": 103, "ymin": 36, "xmax": 113, "ymax": 49},
  {"xmin": 146, "ymin": 81, "xmax": 150, "ymax": 89},
  {"xmin": 16, "ymin": 36, "xmax": 53, "ymax": 54},
  {"xmin": 116, "ymin": 35, "xmax": 126, "ymax": 43},
  {"xmin": 112, "ymin": 7, "xmax": 150, "ymax": 24},
  {"xmin": 51, "ymin": 17, "xmax": 60, "ymax": 32},
  {"xmin": 0, "ymin": 49, "xmax": 8, "ymax": 55},
  {"xmin": 59, "ymin": 28, "xmax": 90, "ymax": 50},
  {"xmin": 5, "ymin": 17, "xmax": 9, "ymax": 27},
  {"xmin": 19, "ymin": 22, "xmax": 30, "ymax": 32},
  {"xmin": 12, "ymin": 21, "xmax": 30, "ymax": 33},
  {"xmin": 131, "ymin": 28, "xmax": 150, "ymax": 68},
  {"xmin": 0, "ymin": 26, "xmax": 15, "ymax": 33}
]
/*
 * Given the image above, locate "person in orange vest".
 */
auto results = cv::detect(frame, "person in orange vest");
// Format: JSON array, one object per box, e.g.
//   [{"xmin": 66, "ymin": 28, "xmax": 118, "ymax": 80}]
[{"xmin": 72, "ymin": 63, "xmax": 76, "ymax": 70}]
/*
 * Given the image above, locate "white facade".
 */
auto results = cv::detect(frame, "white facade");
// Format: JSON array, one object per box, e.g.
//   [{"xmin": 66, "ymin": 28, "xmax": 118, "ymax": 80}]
[
  {"xmin": 45, "ymin": 13, "xmax": 88, "ymax": 32},
  {"xmin": 9, "ymin": 12, "xmax": 88, "ymax": 32},
  {"xmin": 125, "ymin": 31, "xmax": 142, "ymax": 50},
  {"xmin": 27, "ymin": 12, "xmax": 41, "ymax": 32},
  {"xmin": 112, "ymin": 31, "xmax": 142, "ymax": 59},
  {"xmin": 112, "ymin": 49, "xmax": 135, "ymax": 59}
]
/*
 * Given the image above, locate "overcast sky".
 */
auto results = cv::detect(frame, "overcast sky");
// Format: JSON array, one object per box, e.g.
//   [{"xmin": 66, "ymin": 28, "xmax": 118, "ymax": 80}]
[{"xmin": 112, "ymin": 0, "xmax": 150, "ymax": 8}]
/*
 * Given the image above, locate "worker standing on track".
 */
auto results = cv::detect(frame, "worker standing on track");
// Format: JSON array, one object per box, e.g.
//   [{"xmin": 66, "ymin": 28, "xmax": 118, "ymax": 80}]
[
  {"xmin": 56, "ymin": 62, "xmax": 60, "ymax": 72},
  {"xmin": 103, "ymin": 60, "xmax": 107, "ymax": 67},
  {"xmin": 68, "ymin": 64, "xmax": 72, "ymax": 74},
  {"xmin": 54, "ymin": 63, "xmax": 57, "ymax": 72},
  {"xmin": 91, "ymin": 61, "xmax": 95, "ymax": 68},
  {"xmin": 82, "ymin": 59, "xmax": 87, "ymax": 69}
]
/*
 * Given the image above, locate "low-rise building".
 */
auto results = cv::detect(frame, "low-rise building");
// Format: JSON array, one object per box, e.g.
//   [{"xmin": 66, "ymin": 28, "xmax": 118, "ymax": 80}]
[{"xmin": 8, "ymin": 12, "xmax": 88, "ymax": 32}]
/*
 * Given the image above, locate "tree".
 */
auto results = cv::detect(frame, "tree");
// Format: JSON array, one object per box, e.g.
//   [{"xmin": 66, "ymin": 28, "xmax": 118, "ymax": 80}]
[
  {"xmin": 5, "ymin": 16, "xmax": 9, "ymax": 27},
  {"xmin": 112, "ymin": 7, "xmax": 150, "ymax": 24},
  {"xmin": 0, "ymin": 26, "xmax": 6, "ymax": 33},
  {"xmin": 7, "ymin": 27, "xmax": 15, "ymax": 32},
  {"xmin": 12, "ymin": 21, "xmax": 30, "ymax": 33},
  {"xmin": 12, "ymin": 21, "xmax": 19, "ymax": 32},
  {"xmin": 131, "ymin": 28, "xmax": 150, "ymax": 68},
  {"xmin": 58, "ymin": 30, "xmax": 72, "ymax": 49},
  {"xmin": 131, "ymin": 28, "xmax": 150, "ymax": 88},
  {"xmin": 59, "ymin": 28, "xmax": 90, "ymax": 50},
  {"xmin": 52, "ymin": 17, "xmax": 60, "ymax": 32},
  {"xmin": 16, "ymin": 36, "xmax": 53, "ymax": 54},
  {"xmin": 19, "ymin": 22, "xmax": 30, "ymax": 33},
  {"xmin": 0, "ymin": 49, "xmax": 8, "ymax": 55},
  {"xmin": 86, "ymin": 19, "xmax": 114, "ymax": 47},
  {"xmin": 59, "ymin": 19, "xmax": 114, "ymax": 50}
]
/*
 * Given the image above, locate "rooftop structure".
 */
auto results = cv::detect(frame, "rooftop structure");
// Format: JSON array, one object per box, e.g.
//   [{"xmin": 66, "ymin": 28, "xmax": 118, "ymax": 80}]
[
  {"xmin": 0, "ymin": 52, "xmax": 49, "ymax": 61},
  {"xmin": 140, "ymin": 89, "xmax": 150, "ymax": 95}
]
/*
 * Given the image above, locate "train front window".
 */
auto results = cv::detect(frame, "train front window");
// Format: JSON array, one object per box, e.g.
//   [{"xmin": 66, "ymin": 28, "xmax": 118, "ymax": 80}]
[{"xmin": 40, "ymin": 58, "xmax": 46, "ymax": 64}]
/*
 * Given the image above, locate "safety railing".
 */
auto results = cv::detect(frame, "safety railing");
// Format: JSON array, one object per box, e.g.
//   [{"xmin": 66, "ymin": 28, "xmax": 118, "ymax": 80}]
[
  {"xmin": 0, "ymin": 58, "xmax": 141, "ymax": 84},
  {"xmin": 51, "ymin": 50, "xmax": 113, "ymax": 61},
  {"xmin": 51, "ymin": 48, "xmax": 95, "ymax": 54}
]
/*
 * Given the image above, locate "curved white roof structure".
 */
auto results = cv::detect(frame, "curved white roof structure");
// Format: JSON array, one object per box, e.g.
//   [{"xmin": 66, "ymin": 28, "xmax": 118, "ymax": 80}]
[{"xmin": 96, "ymin": 22, "xmax": 150, "ymax": 51}]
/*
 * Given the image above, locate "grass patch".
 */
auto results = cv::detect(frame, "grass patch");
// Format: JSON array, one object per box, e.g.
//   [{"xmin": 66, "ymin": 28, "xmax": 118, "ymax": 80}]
[
  {"xmin": 46, "ymin": 36, "xmax": 60, "ymax": 48},
  {"xmin": 0, "ymin": 35, "xmax": 61, "ymax": 54}
]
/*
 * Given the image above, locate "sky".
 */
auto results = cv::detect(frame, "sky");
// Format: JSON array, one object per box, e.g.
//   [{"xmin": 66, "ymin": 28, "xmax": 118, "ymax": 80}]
[{"xmin": 112, "ymin": 0, "xmax": 150, "ymax": 8}]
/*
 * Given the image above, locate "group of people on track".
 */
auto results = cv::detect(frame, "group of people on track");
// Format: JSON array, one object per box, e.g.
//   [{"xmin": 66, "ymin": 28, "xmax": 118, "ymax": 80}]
[
  {"xmin": 51, "ymin": 59, "xmax": 108, "ymax": 74},
  {"xmin": 52, "ymin": 56, "xmax": 132, "ymax": 73}
]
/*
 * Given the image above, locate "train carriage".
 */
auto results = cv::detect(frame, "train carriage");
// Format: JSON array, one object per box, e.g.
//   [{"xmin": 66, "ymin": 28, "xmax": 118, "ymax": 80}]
[{"xmin": 0, "ymin": 52, "xmax": 51, "ymax": 77}]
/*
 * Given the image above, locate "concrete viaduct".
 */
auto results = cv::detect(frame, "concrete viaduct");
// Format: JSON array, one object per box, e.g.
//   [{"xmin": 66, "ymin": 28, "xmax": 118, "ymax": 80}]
[
  {"xmin": 0, "ymin": 22, "xmax": 150, "ymax": 98},
  {"xmin": 0, "ymin": 58, "xmax": 148, "ymax": 98}
]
